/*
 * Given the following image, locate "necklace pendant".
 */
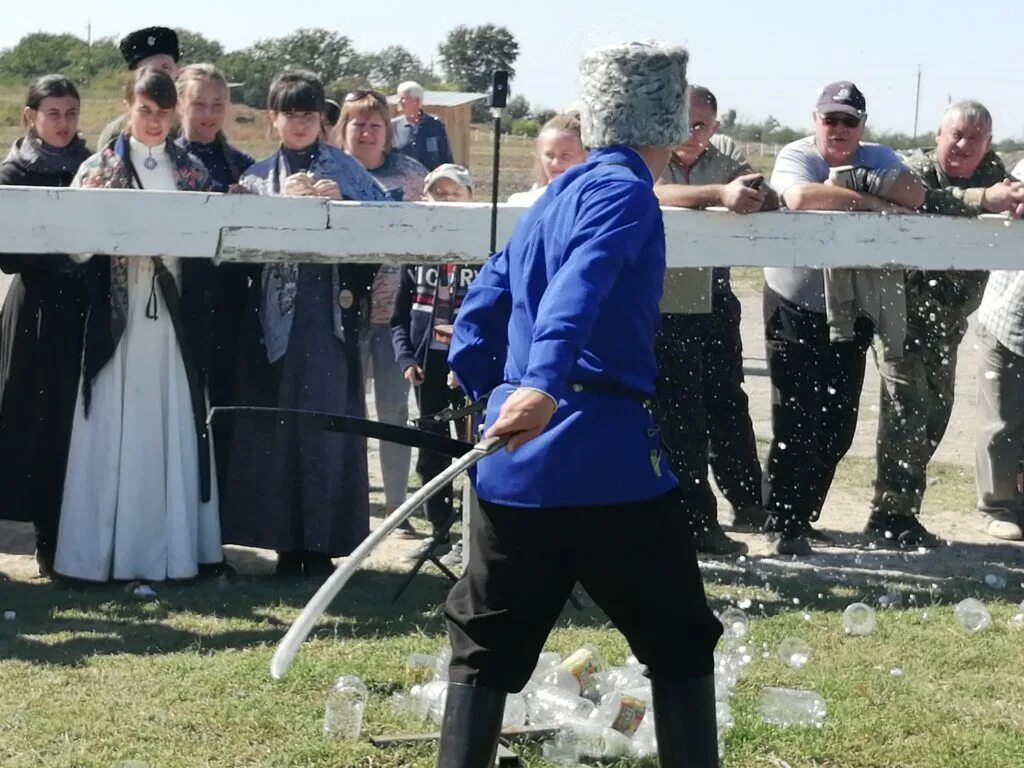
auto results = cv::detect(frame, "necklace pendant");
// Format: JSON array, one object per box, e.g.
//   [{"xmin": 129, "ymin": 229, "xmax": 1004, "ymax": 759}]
[{"xmin": 143, "ymin": 155, "xmax": 158, "ymax": 171}]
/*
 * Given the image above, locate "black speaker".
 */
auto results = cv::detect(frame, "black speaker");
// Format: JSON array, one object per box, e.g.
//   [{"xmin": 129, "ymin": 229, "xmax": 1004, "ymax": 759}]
[{"xmin": 490, "ymin": 70, "xmax": 509, "ymax": 109}]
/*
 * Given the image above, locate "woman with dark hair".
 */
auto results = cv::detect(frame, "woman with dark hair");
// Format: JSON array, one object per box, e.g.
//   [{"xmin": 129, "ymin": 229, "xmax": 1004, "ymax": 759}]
[
  {"xmin": 222, "ymin": 70, "xmax": 387, "ymax": 578},
  {"xmin": 338, "ymin": 88, "xmax": 426, "ymax": 527},
  {"xmin": 54, "ymin": 68, "xmax": 222, "ymax": 583},
  {"xmin": 0, "ymin": 74, "xmax": 91, "ymax": 576}
]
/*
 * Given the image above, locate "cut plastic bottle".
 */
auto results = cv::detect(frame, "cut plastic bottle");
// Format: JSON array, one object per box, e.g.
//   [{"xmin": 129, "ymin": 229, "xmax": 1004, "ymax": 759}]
[
  {"xmin": 323, "ymin": 676, "xmax": 368, "ymax": 740},
  {"xmin": 757, "ymin": 687, "xmax": 827, "ymax": 727}
]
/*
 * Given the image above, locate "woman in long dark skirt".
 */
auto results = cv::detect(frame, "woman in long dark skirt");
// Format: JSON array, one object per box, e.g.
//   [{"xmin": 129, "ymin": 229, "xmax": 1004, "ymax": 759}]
[
  {"xmin": 174, "ymin": 63, "xmax": 256, "ymax": 497},
  {"xmin": 221, "ymin": 70, "xmax": 387, "ymax": 577},
  {"xmin": 0, "ymin": 75, "xmax": 91, "ymax": 577}
]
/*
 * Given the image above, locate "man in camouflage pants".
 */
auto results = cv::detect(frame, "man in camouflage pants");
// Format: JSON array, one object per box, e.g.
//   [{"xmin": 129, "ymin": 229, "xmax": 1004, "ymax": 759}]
[{"xmin": 868, "ymin": 100, "xmax": 1024, "ymax": 548}]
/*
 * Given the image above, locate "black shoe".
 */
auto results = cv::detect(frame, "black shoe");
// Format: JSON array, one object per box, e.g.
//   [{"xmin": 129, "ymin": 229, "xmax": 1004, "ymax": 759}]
[
  {"xmin": 198, "ymin": 561, "xmax": 235, "ymax": 579},
  {"xmin": 274, "ymin": 551, "xmax": 303, "ymax": 578},
  {"xmin": 34, "ymin": 549, "xmax": 55, "ymax": 578},
  {"xmin": 730, "ymin": 504, "xmax": 768, "ymax": 531},
  {"xmin": 865, "ymin": 515, "xmax": 941, "ymax": 549},
  {"xmin": 652, "ymin": 675, "xmax": 719, "ymax": 767},
  {"xmin": 302, "ymin": 553, "xmax": 336, "ymax": 578},
  {"xmin": 435, "ymin": 683, "xmax": 507, "ymax": 768},
  {"xmin": 695, "ymin": 525, "xmax": 748, "ymax": 556},
  {"xmin": 775, "ymin": 535, "xmax": 813, "ymax": 557},
  {"xmin": 803, "ymin": 526, "xmax": 835, "ymax": 546}
]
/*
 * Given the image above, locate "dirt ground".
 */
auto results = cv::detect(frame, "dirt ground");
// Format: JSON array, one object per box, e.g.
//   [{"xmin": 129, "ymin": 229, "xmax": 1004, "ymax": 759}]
[{"xmin": 1, "ymin": 276, "xmax": 1022, "ymax": 591}]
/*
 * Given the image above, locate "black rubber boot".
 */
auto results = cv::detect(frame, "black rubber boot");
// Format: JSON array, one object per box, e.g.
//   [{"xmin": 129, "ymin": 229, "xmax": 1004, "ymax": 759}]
[
  {"xmin": 652, "ymin": 674, "xmax": 719, "ymax": 768},
  {"xmin": 435, "ymin": 682, "xmax": 507, "ymax": 768}
]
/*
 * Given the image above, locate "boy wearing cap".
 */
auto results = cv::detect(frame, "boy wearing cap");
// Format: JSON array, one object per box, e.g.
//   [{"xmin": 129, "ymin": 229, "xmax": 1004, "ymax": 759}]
[
  {"xmin": 437, "ymin": 43, "xmax": 721, "ymax": 768},
  {"xmin": 423, "ymin": 163, "xmax": 473, "ymax": 202},
  {"xmin": 391, "ymin": 164, "xmax": 477, "ymax": 561},
  {"xmin": 97, "ymin": 26, "xmax": 181, "ymax": 148},
  {"xmin": 763, "ymin": 81, "xmax": 926, "ymax": 556},
  {"xmin": 392, "ymin": 81, "xmax": 454, "ymax": 171}
]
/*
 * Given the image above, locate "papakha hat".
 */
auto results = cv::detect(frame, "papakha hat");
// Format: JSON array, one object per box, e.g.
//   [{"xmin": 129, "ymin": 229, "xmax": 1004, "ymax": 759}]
[
  {"xmin": 579, "ymin": 42, "xmax": 689, "ymax": 149},
  {"xmin": 119, "ymin": 27, "xmax": 180, "ymax": 70}
]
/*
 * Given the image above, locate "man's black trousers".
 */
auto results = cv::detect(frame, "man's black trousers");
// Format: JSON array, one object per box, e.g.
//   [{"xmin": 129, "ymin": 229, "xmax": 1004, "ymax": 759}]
[
  {"xmin": 444, "ymin": 491, "xmax": 723, "ymax": 692},
  {"xmin": 762, "ymin": 287, "xmax": 872, "ymax": 536}
]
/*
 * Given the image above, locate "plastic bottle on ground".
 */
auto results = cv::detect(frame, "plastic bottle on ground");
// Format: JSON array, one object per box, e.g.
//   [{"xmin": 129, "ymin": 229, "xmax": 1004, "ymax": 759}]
[
  {"xmin": 718, "ymin": 608, "xmax": 749, "ymax": 639},
  {"xmin": 757, "ymin": 687, "xmax": 827, "ymax": 727},
  {"xmin": 434, "ymin": 646, "xmax": 452, "ymax": 681},
  {"xmin": 323, "ymin": 675, "xmax": 368, "ymax": 739},
  {"xmin": 842, "ymin": 602, "xmax": 877, "ymax": 636},
  {"xmin": 503, "ymin": 693, "xmax": 527, "ymax": 729},
  {"xmin": 560, "ymin": 644, "xmax": 607, "ymax": 700},
  {"xmin": 631, "ymin": 713, "xmax": 658, "ymax": 758},
  {"xmin": 954, "ymin": 598, "xmax": 991, "ymax": 632},
  {"xmin": 406, "ymin": 654, "xmax": 438, "ymax": 685},
  {"xmin": 412, "ymin": 679, "xmax": 449, "ymax": 724},
  {"xmin": 778, "ymin": 637, "xmax": 812, "ymax": 668},
  {"xmin": 533, "ymin": 651, "xmax": 562, "ymax": 675},
  {"xmin": 524, "ymin": 684, "xmax": 596, "ymax": 726},
  {"xmin": 590, "ymin": 691, "xmax": 648, "ymax": 736}
]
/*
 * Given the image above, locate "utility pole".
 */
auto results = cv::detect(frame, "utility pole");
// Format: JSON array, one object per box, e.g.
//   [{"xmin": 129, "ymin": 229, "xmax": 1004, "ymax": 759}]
[{"xmin": 912, "ymin": 64, "xmax": 922, "ymax": 138}]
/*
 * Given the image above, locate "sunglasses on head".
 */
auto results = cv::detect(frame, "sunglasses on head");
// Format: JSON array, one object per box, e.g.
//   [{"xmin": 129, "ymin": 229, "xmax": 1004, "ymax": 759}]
[
  {"xmin": 345, "ymin": 89, "xmax": 387, "ymax": 105},
  {"xmin": 821, "ymin": 113, "xmax": 862, "ymax": 128}
]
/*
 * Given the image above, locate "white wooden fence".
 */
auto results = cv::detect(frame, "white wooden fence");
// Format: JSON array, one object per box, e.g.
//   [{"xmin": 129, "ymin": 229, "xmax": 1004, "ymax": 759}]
[{"xmin": 1, "ymin": 186, "xmax": 1022, "ymax": 270}]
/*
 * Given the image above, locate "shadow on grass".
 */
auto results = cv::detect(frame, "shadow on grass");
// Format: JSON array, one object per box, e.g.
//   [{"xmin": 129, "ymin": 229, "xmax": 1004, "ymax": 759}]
[
  {"xmin": 699, "ymin": 531, "xmax": 1024, "ymax": 620},
  {"xmin": 0, "ymin": 564, "xmax": 615, "ymax": 668}
]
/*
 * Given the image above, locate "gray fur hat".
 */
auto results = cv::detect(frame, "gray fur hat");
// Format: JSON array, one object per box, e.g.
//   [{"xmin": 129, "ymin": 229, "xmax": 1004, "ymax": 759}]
[{"xmin": 579, "ymin": 42, "xmax": 689, "ymax": 149}]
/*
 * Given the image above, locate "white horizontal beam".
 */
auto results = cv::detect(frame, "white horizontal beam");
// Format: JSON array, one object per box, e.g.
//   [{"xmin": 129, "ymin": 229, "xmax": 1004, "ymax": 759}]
[{"xmin": 1, "ymin": 186, "xmax": 1023, "ymax": 270}]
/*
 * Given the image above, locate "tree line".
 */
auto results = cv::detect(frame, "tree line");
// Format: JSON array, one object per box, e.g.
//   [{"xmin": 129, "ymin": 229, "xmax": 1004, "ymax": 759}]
[
  {"xmin": 3, "ymin": 27, "xmax": 1022, "ymax": 149},
  {"xmin": 0, "ymin": 25, "xmax": 520, "ymax": 120}
]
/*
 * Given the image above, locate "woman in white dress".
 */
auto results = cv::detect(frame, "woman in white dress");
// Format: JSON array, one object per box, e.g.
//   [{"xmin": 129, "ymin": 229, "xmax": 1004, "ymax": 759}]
[
  {"xmin": 55, "ymin": 69, "xmax": 221, "ymax": 582},
  {"xmin": 506, "ymin": 112, "xmax": 589, "ymax": 206}
]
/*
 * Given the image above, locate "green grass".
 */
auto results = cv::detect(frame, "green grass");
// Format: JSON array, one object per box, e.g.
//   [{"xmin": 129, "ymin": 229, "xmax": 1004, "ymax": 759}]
[{"xmin": 3, "ymin": 515, "xmax": 1023, "ymax": 767}]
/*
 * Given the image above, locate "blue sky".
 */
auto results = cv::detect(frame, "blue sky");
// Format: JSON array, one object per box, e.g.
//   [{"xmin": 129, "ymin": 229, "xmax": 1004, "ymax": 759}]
[{"xmin": 4, "ymin": 1, "xmax": 1023, "ymax": 139}]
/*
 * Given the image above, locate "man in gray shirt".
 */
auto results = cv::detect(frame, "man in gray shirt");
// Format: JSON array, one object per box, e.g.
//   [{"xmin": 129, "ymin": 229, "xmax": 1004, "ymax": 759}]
[
  {"xmin": 976, "ymin": 272, "xmax": 1024, "ymax": 541},
  {"xmin": 763, "ymin": 81, "xmax": 925, "ymax": 556},
  {"xmin": 653, "ymin": 85, "xmax": 778, "ymax": 555}
]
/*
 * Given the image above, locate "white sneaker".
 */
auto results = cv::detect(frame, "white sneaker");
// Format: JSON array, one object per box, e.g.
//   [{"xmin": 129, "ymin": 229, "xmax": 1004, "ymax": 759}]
[
  {"xmin": 439, "ymin": 541, "xmax": 463, "ymax": 567},
  {"xmin": 981, "ymin": 511, "xmax": 1023, "ymax": 541}
]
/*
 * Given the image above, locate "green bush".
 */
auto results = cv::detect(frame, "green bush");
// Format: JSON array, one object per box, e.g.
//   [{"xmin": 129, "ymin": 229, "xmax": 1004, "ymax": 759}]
[{"xmin": 507, "ymin": 118, "xmax": 539, "ymax": 138}]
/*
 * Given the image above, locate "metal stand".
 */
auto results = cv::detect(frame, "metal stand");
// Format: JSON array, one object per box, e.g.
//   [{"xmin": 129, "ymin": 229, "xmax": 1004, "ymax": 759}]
[
  {"xmin": 490, "ymin": 109, "xmax": 503, "ymax": 253},
  {"xmin": 391, "ymin": 509, "xmax": 461, "ymax": 602}
]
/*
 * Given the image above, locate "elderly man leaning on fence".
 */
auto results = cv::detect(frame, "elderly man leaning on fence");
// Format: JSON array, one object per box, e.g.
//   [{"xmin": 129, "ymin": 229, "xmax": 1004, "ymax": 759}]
[
  {"xmin": 763, "ymin": 81, "xmax": 926, "ymax": 556},
  {"xmin": 651, "ymin": 84, "xmax": 779, "ymax": 555},
  {"xmin": 870, "ymin": 101, "xmax": 1024, "ymax": 547}
]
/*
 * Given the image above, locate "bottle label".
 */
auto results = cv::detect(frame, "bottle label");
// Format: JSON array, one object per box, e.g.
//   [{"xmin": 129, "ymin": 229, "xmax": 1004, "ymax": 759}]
[
  {"xmin": 610, "ymin": 695, "xmax": 647, "ymax": 736},
  {"xmin": 561, "ymin": 648, "xmax": 601, "ymax": 691}
]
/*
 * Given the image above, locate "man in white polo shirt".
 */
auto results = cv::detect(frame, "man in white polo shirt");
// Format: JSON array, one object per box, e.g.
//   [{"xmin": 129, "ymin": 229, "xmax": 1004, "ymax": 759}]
[{"xmin": 763, "ymin": 81, "xmax": 926, "ymax": 556}]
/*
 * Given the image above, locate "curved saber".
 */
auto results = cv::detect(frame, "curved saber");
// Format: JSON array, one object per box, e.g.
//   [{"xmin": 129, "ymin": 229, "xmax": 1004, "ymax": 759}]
[{"xmin": 270, "ymin": 434, "xmax": 508, "ymax": 680}]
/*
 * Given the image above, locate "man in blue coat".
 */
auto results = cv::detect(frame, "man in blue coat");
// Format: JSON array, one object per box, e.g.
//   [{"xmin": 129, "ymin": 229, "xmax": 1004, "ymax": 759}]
[{"xmin": 437, "ymin": 43, "xmax": 722, "ymax": 768}]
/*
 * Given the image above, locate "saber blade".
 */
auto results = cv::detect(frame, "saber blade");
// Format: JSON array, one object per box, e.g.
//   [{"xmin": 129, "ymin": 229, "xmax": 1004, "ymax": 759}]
[{"xmin": 269, "ymin": 435, "xmax": 507, "ymax": 679}]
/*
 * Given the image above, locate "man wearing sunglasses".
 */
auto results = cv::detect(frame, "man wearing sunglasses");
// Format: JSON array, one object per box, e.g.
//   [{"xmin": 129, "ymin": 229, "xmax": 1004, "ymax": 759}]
[
  {"xmin": 762, "ymin": 81, "xmax": 926, "ymax": 556},
  {"xmin": 652, "ymin": 85, "xmax": 779, "ymax": 556}
]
